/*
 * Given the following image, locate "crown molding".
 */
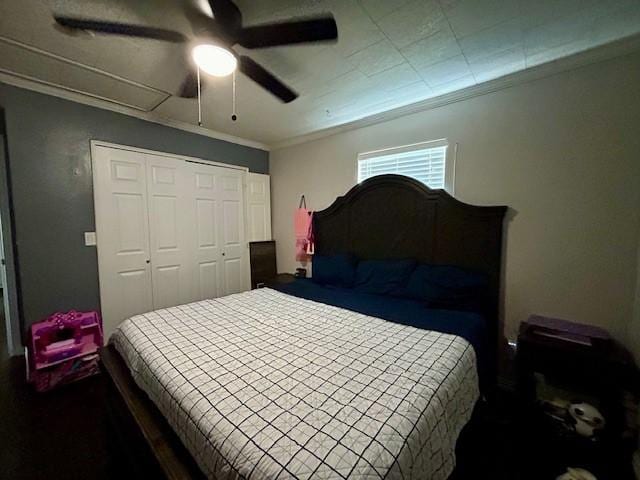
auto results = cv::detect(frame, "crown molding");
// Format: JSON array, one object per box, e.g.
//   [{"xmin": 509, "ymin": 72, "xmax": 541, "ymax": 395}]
[
  {"xmin": 0, "ymin": 72, "xmax": 269, "ymax": 151},
  {"xmin": 269, "ymin": 33, "xmax": 640, "ymax": 151},
  {"xmin": 2, "ymin": 31, "xmax": 639, "ymax": 153},
  {"xmin": 0, "ymin": 36, "xmax": 270, "ymax": 152}
]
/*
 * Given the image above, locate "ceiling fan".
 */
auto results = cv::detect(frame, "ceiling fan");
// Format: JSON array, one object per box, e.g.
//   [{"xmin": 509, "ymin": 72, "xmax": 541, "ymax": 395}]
[{"xmin": 53, "ymin": 0, "xmax": 338, "ymax": 103}]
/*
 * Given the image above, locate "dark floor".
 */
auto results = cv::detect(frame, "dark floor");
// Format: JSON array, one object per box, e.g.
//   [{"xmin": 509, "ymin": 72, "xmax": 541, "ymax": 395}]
[
  {"xmin": 0, "ymin": 356, "xmax": 110, "ymax": 479},
  {"xmin": 0, "ymin": 294, "xmax": 634, "ymax": 480},
  {"xmin": 0, "ymin": 293, "xmax": 108, "ymax": 480},
  {"xmin": 3, "ymin": 361, "xmax": 633, "ymax": 480},
  {"xmin": 0, "ymin": 290, "xmax": 6, "ymax": 361}
]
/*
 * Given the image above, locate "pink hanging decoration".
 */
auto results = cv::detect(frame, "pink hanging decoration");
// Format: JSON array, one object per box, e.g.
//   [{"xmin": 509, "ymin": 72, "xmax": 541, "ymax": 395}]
[{"xmin": 294, "ymin": 195, "xmax": 313, "ymax": 262}]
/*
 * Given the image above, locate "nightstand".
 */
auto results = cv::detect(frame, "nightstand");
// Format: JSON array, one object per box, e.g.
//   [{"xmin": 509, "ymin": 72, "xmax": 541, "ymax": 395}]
[
  {"xmin": 515, "ymin": 317, "xmax": 639, "ymax": 479},
  {"xmin": 249, "ymin": 241, "xmax": 277, "ymax": 289}
]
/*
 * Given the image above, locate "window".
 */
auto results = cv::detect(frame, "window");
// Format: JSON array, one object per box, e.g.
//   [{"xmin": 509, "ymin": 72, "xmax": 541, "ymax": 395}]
[{"xmin": 357, "ymin": 140, "xmax": 449, "ymax": 190}]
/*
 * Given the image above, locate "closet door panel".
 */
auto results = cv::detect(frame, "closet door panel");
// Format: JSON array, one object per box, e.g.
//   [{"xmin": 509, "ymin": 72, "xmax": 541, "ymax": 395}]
[
  {"xmin": 118, "ymin": 270, "xmax": 150, "ymax": 313},
  {"xmin": 154, "ymin": 265, "xmax": 182, "ymax": 309},
  {"xmin": 198, "ymin": 261, "xmax": 219, "ymax": 300},
  {"xmin": 223, "ymin": 200, "xmax": 241, "ymax": 245},
  {"xmin": 218, "ymin": 170, "xmax": 249, "ymax": 295},
  {"xmin": 196, "ymin": 199, "xmax": 217, "ymax": 248},
  {"xmin": 93, "ymin": 146, "xmax": 153, "ymax": 339},
  {"xmin": 188, "ymin": 163, "xmax": 223, "ymax": 301},
  {"xmin": 113, "ymin": 193, "xmax": 147, "ymax": 259},
  {"xmin": 246, "ymin": 173, "xmax": 271, "ymax": 242},
  {"xmin": 224, "ymin": 258, "xmax": 243, "ymax": 294},
  {"xmin": 146, "ymin": 155, "xmax": 193, "ymax": 309}
]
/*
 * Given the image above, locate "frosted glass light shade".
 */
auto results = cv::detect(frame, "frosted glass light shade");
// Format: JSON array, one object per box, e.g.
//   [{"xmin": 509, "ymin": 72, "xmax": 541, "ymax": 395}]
[{"xmin": 192, "ymin": 44, "xmax": 237, "ymax": 77}]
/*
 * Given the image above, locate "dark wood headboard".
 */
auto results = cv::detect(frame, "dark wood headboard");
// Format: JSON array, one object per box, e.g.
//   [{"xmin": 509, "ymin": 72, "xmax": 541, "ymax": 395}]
[{"xmin": 313, "ymin": 175, "xmax": 508, "ymax": 377}]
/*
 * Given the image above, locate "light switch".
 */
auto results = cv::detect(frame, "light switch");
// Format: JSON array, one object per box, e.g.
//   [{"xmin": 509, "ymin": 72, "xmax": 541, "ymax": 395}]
[{"xmin": 84, "ymin": 231, "xmax": 97, "ymax": 246}]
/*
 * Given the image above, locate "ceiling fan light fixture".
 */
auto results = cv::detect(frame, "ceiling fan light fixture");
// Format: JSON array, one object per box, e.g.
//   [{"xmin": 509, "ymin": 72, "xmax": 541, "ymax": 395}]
[
  {"xmin": 192, "ymin": 44, "xmax": 237, "ymax": 77},
  {"xmin": 53, "ymin": 2, "xmax": 338, "ymax": 102}
]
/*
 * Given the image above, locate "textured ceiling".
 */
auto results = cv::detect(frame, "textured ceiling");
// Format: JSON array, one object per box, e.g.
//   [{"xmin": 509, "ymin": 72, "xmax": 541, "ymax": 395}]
[{"xmin": 1, "ymin": 0, "xmax": 639, "ymax": 146}]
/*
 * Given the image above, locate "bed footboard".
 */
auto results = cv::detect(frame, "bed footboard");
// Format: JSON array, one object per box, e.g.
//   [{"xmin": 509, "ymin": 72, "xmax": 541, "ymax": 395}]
[{"xmin": 100, "ymin": 345, "xmax": 205, "ymax": 480}]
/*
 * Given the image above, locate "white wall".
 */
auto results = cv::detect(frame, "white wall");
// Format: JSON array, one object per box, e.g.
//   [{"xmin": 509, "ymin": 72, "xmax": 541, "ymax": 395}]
[{"xmin": 270, "ymin": 51, "xmax": 640, "ymax": 345}]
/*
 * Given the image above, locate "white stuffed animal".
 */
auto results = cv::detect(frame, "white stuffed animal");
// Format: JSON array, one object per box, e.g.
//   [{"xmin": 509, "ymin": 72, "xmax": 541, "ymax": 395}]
[
  {"xmin": 556, "ymin": 467, "xmax": 597, "ymax": 480},
  {"xmin": 568, "ymin": 402, "xmax": 605, "ymax": 437}
]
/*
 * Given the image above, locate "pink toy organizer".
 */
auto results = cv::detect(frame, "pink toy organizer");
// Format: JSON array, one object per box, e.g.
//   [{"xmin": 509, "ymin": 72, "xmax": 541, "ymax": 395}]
[{"xmin": 28, "ymin": 310, "xmax": 103, "ymax": 392}]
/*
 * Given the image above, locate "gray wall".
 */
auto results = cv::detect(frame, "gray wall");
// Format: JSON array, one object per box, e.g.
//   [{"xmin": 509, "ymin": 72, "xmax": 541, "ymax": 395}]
[
  {"xmin": 0, "ymin": 111, "xmax": 21, "ymax": 355},
  {"xmin": 0, "ymin": 83, "xmax": 268, "ymax": 342}
]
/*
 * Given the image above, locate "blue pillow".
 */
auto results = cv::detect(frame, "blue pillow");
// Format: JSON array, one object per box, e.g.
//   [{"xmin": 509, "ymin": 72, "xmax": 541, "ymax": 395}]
[
  {"xmin": 354, "ymin": 259, "xmax": 416, "ymax": 295},
  {"xmin": 403, "ymin": 264, "xmax": 488, "ymax": 311},
  {"xmin": 312, "ymin": 254, "xmax": 356, "ymax": 287}
]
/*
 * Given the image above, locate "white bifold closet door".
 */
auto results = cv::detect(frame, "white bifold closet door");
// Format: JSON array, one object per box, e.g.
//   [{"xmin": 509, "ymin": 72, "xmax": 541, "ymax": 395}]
[
  {"xmin": 93, "ymin": 145, "xmax": 250, "ymax": 338},
  {"xmin": 93, "ymin": 147, "xmax": 154, "ymax": 333},
  {"xmin": 146, "ymin": 154, "xmax": 193, "ymax": 309},
  {"xmin": 188, "ymin": 161, "xmax": 247, "ymax": 301}
]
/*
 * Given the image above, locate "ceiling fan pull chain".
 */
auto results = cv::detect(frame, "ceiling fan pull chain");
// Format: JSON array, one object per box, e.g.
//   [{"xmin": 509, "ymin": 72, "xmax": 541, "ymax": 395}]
[
  {"xmin": 197, "ymin": 65, "xmax": 202, "ymax": 127},
  {"xmin": 231, "ymin": 70, "xmax": 237, "ymax": 122}
]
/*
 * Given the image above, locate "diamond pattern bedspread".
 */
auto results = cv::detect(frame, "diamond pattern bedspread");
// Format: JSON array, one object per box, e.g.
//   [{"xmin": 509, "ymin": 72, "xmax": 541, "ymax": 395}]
[{"xmin": 111, "ymin": 288, "xmax": 479, "ymax": 480}]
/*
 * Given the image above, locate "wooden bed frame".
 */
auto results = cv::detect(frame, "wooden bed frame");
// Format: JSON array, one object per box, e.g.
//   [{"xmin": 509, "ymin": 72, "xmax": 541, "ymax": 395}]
[{"xmin": 101, "ymin": 174, "xmax": 508, "ymax": 479}]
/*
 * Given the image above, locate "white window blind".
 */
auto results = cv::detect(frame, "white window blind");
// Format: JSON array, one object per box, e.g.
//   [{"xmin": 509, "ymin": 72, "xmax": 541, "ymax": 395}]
[{"xmin": 357, "ymin": 141, "xmax": 448, "ymax": 189}]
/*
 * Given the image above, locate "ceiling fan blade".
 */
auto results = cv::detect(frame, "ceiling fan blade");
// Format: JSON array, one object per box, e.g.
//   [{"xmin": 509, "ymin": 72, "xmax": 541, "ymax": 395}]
[
  {"xmin": 238, "ymin": 56, "xmax": 297, "ymax": 103},
  {"xmin": 177, "ymin": 71, "xmax": 202, "ymax": 98},
  {"xmin": 237, "ymin": 16, "xmax": 338, "ymax": 49},
  {"xmin": 53, "ymin": 16, "xmax": 188, "ymax": 43},
  {"xmin": 208, "ymin": 0, "xmax": 242, "ymax": 28}
]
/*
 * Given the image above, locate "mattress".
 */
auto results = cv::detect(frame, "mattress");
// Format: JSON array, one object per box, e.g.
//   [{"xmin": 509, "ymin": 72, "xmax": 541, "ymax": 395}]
[
  {"xmin": 271, "ymin": 278, "xmax": 487, "ymax": 374},
  {"xmin": 111, "ymin": 288, "xmax": 479, "ymax": 480}
]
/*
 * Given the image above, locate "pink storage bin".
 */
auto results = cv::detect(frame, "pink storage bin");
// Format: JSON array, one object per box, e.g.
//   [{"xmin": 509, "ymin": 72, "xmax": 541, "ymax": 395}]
[{"xmin": 28, "ymin": 310, "xmax": 103, "ymax": 392}]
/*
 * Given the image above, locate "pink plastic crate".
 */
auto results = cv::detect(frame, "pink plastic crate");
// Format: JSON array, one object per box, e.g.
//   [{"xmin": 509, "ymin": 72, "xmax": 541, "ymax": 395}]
[{"xmin": 28, "ymin": 310, "xmax": 103, "ymax": 392}]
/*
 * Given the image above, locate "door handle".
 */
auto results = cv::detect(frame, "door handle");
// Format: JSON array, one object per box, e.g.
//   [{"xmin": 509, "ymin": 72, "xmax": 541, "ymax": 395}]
[
  {"xmin": 146, "ymin": 259, "xmax": 150, "ymax": 264},
  {"xmin": 221, "ymin": 252, "xmax": 226, "ymax": 257}
]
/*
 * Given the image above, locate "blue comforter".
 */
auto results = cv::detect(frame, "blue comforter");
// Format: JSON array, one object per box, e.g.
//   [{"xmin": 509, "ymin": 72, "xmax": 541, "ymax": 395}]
[{"xmin": 271, "ymin": 278, "xmax": 488, "ymax": 384}]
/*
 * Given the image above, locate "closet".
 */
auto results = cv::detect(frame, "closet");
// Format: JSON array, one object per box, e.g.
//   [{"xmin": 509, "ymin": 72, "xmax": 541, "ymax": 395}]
[{"xmin": 92, "ymin": 143, "xmax": 255, "ymax": 337}]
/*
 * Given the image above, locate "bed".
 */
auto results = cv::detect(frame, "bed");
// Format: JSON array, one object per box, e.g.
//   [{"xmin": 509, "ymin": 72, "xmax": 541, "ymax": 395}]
[{"xmin": 101, "ymin": 174, "xmax": 508, "ymax": 479}]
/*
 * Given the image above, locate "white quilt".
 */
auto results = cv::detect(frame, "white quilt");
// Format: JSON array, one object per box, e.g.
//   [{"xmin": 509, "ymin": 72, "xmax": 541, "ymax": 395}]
[{"xmin": 111, "ymin": 288, "xmax": 479, "ymax": 480}]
